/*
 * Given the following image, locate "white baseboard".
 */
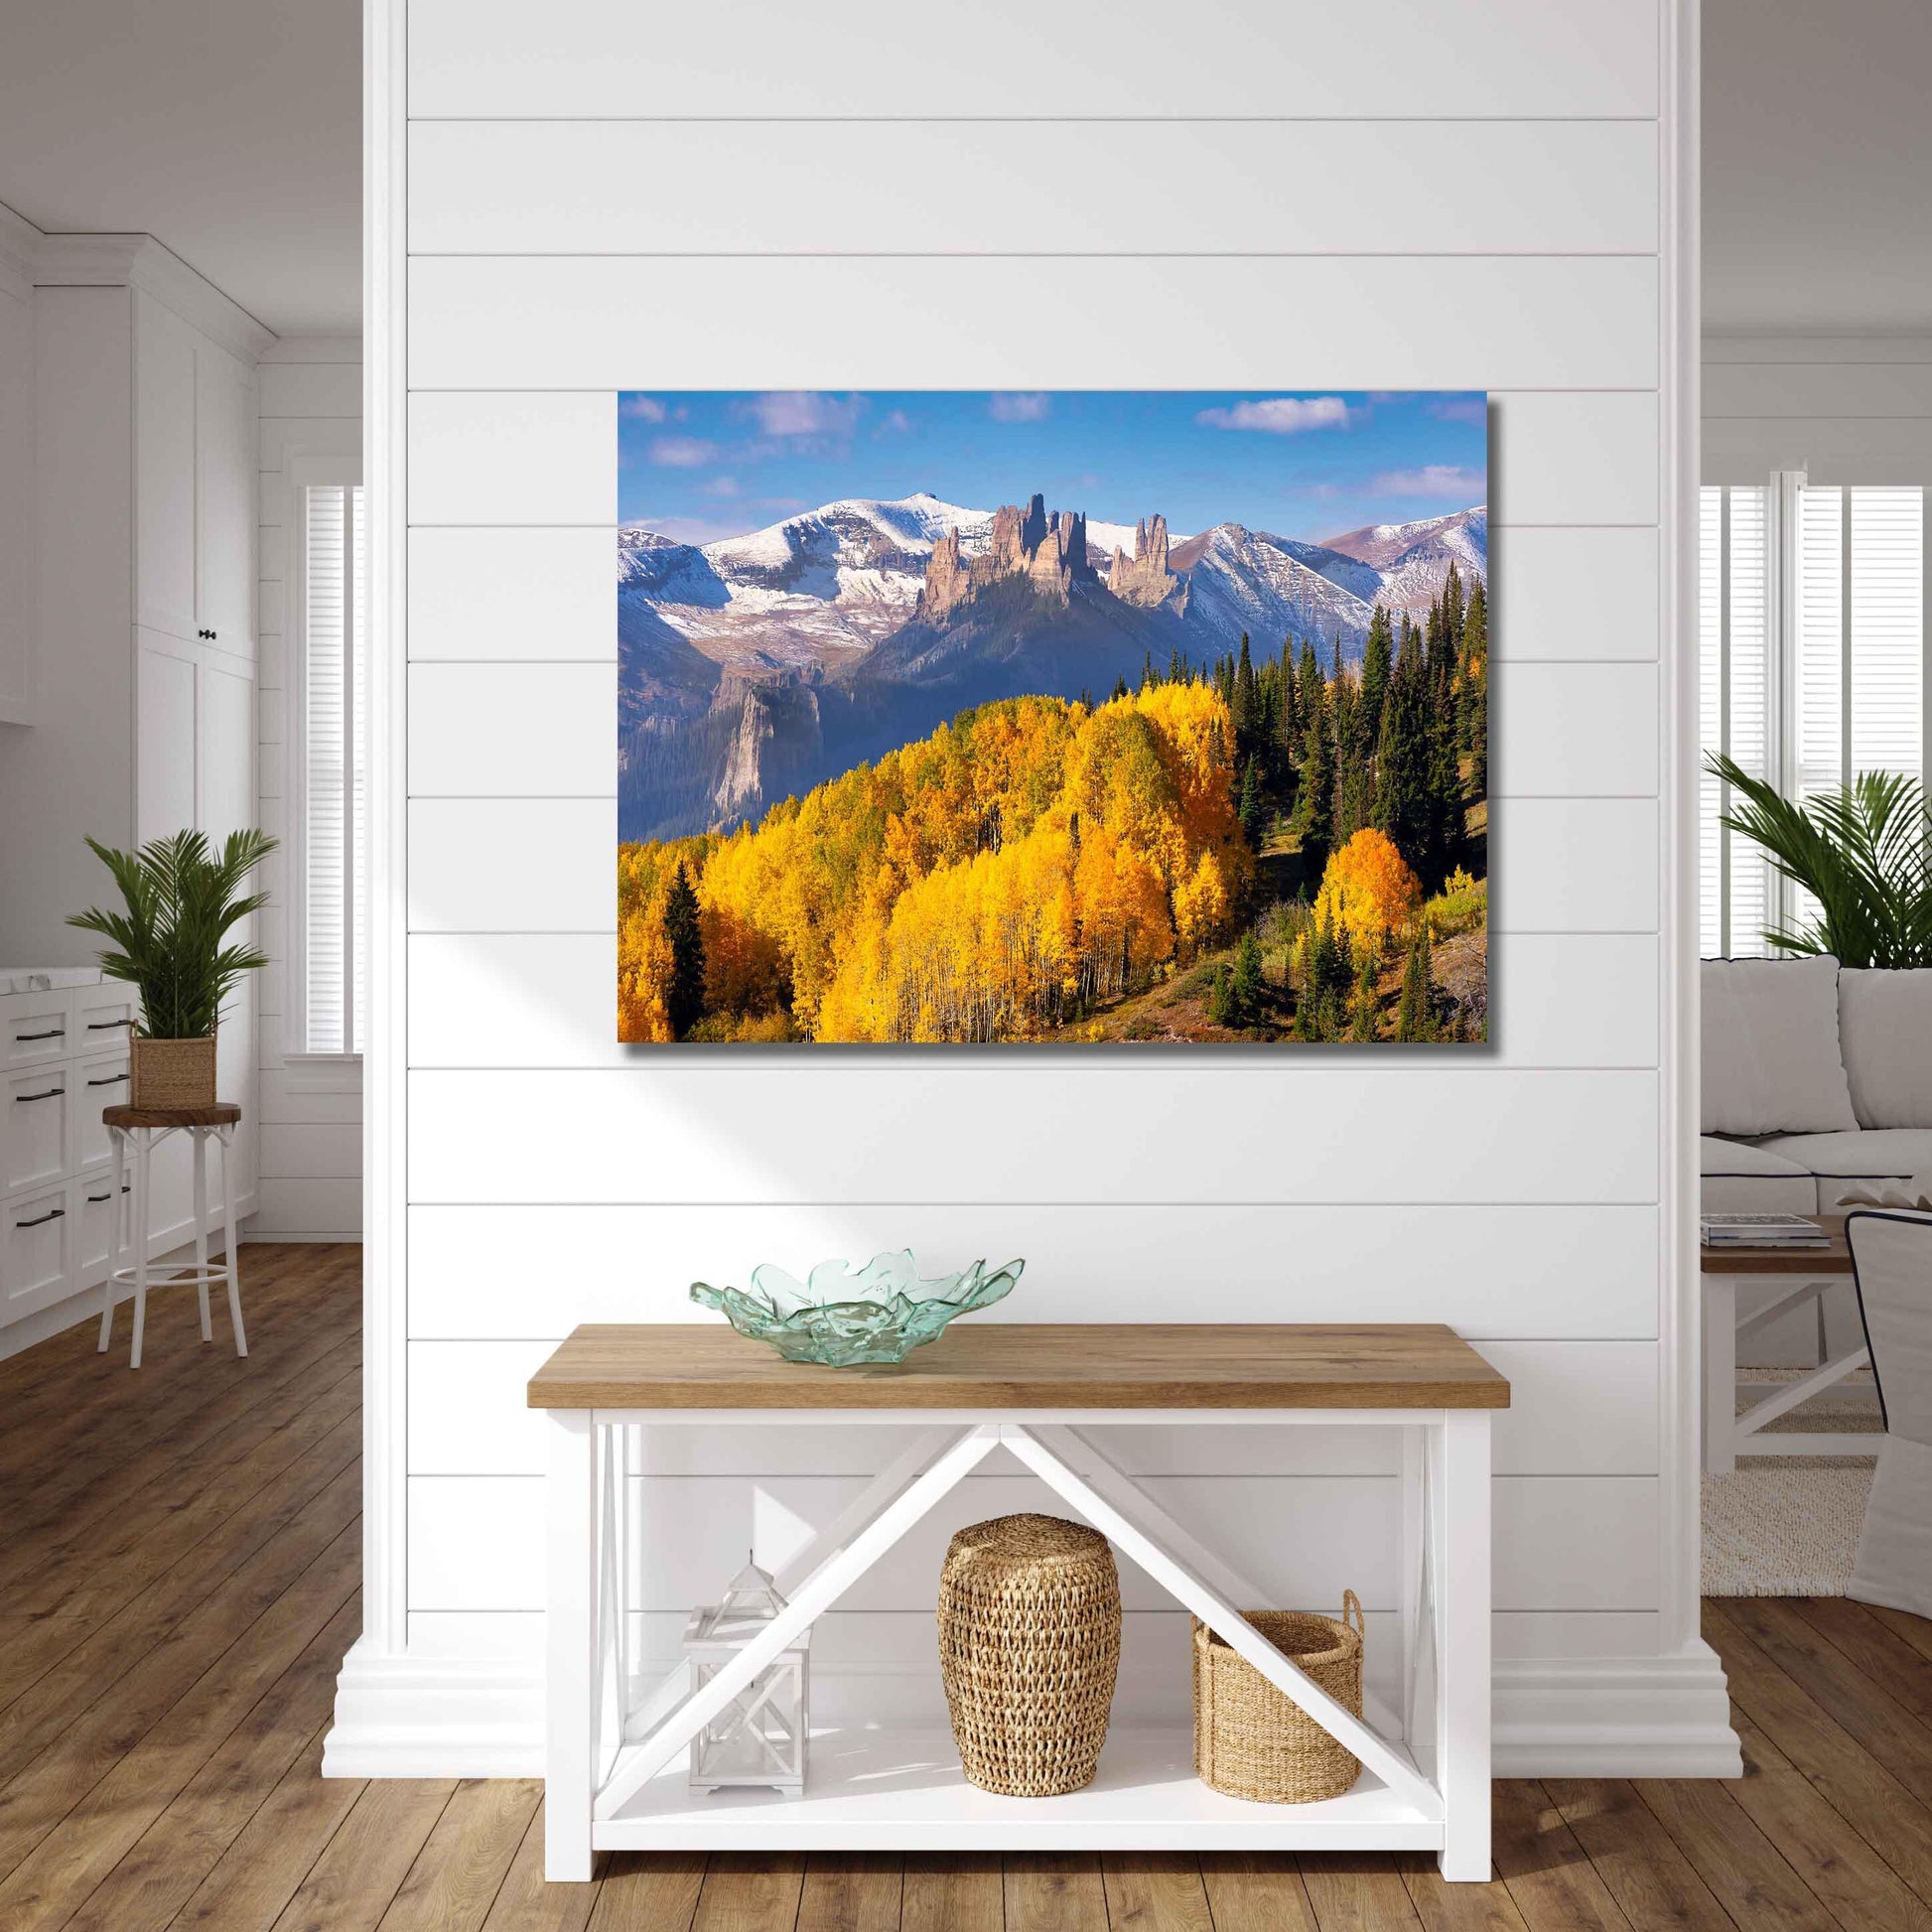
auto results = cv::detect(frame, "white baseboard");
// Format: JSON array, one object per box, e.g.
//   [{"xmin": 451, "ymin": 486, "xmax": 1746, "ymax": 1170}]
[{"xmin": 323, "ymin": 1637, "xmax": 1742, "ymax": 1782}]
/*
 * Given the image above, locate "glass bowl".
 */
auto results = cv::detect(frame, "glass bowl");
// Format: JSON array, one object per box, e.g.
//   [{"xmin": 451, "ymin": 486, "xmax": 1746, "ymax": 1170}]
[{"xmin": 689, "ymin": 1250, "xmax": 1024, "ymax": 1365}]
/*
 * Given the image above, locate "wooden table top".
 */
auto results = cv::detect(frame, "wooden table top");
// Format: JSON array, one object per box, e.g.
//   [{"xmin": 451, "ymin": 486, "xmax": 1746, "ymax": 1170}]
[
  {"xmin": 527, "ymin": 1322, "xmax": 1511, "ymax": 1412},
  {"xmin": 1700, "ymin": 1215, "xmax": 1851, "ymax": 1274}
]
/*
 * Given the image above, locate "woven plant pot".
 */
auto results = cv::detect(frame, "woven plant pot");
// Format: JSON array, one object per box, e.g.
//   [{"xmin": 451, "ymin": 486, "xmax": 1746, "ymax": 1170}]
[
  {"xmin": 937, "ymin": 1513, "xmax": 1121, "ymax": 1796},
  {"xmin": 1192, "ymin": 1591, "xmax": 1365, "ymax": 1803},
  {"xmin": 129, "ymin": 1035, "xmax": 216, "ymax": 1109}
]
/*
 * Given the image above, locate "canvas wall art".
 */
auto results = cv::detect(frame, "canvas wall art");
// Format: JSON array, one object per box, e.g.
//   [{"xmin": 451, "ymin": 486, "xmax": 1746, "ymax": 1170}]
[{"xmin": 617, "ymin": 392, "xmax": 1488, "ymax": 1045}]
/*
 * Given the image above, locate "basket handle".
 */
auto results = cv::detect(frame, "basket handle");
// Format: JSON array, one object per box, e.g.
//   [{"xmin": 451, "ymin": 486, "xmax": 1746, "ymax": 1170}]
[{"xmin": 1342, "ymin": 1588, "xmax": 1364, "ymax": 1636}]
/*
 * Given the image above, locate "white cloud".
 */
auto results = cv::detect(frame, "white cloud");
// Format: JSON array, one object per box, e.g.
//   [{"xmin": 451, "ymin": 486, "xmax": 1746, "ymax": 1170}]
[
  {"xmin": 746, "ymin": 391, "xmax": 864, "ymax": 437},
  {"xmin": 1428, "ymin": 397, "xmax": 1489, "ymax": 427},
  {"xmin": 1372, "ymin": 465, "xmax": 1486, "ymax": 497},
  {"xmin": 700, "ymin": 476, "xmax": 740, "ymax": 497},
  {"xmin": 621, "ymin": 395, "xmax": 668, "ymax": 422},
  {"xmin": 1194, "ymin": 396, "xmax": 1350, "ymax": 434},
  {"xmin": 648, "ymin": 436, "xmax": 717, "ymax": 468},
  {"xmin": 988, "ymin": 392, "xmax": 1051, "ymax": 424},
  {"xmin": 877, "ymin": 408, "xmax": 913, "ymax": 435}
]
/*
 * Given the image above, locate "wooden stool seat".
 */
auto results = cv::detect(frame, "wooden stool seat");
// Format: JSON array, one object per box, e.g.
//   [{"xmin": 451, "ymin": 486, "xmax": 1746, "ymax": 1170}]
[
  {"xmin": 98, "ymin": 1102, "xmax": 247, "ymax": 1368},
  {"xmin": 102, "ymin": 1102, "xmax": 242, "ymax": 1130}
]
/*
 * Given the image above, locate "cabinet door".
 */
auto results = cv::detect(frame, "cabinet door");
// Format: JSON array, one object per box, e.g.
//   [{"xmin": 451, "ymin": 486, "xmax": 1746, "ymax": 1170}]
[
  {"xmin": 4, "ymin": 1062, "xmax": 71, "ymax": 1194},
  {"xmin": 136, "ymin": 635, "xmax": 199, "ymax": 841},
  {"xmin": 196, "ymin": 345, "xmax": 254, "ymax": 651},
  {"xmin": 134, "ymin": 294, "xmax": 199, "ymax": 643},
  {"xmin": 1, "ymin": 1182, "xmax": 70, "ymax": 1324},
  {"xmin": 199, "ymin": 659, "xmax": 255, "ymax": 844}
]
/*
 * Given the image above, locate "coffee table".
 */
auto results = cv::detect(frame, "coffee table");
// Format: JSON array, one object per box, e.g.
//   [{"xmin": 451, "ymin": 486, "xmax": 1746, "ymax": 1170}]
[{"xmin": 1701, "ymin": 1215, "xmax": 1879, "ymax": 1472}]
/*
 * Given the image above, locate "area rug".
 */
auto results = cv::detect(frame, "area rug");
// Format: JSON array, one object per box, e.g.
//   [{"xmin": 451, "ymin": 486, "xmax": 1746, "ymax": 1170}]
[{"xmin": 1702, "ymin": 1375, "xmax": 1879, "ymax": 1597}]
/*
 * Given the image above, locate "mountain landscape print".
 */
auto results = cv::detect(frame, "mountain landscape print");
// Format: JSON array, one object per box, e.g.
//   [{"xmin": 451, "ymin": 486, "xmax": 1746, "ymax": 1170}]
[{"xmin": 617, "ymin": 391, "xmax": 1489, "ymax": 1044}]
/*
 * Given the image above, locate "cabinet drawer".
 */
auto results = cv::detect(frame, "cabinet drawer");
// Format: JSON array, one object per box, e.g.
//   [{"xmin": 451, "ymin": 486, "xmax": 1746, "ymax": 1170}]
[
  {"xmin": 73, "ymin": 1169, "xmax": 130, "ymax": 1286},
  {"xmin": 3, "ymin": 991, "xmax": 72, "ymax": 1070},
  {"xmin": 2, "ymin": 1182, "xmax": 71, "ymax": 1323},
  {"xmin": 72, "ymin": 1050, "xmax": 132, "ymax": 1170},
  {"xmin": 72, "ymin": 985, "xmax": 138, "ymax": 1048},
  {"xmin": 4, "ymin": 1064, "xmax": 71, "ymax": 1193}
]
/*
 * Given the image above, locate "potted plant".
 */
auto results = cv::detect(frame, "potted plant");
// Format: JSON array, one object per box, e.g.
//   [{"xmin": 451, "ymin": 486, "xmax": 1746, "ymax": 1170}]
[
  {"xmin": 1708, "ymin": 755, "xmax": 1932, "ymax": 967},
  {"xmin": 68, "ymin": 829, "xmax": 276, "ymax": 1108}
]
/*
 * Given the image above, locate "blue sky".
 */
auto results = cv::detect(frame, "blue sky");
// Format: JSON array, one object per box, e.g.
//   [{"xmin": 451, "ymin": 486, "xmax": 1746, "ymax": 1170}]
[{"xmin": 617, "ymin": 391, "xmax": 1487, "ymax": 547}]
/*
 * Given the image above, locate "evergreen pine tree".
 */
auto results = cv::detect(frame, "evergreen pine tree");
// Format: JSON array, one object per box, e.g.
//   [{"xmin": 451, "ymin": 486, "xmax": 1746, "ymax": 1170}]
[
  {"xmin": 662, "ymin": 861, "xmax": 706, "ymax": 1040},
  {"xmin": 1140, "ymin": 649, "xmax": 1155, "ymax": 691},
  {"xmin": 1238, "ymin": 759, "xmax": 1264, "ymax": 848},
  {"xmin": 1459, "ymin": 578, "xmax": 1489, "ymax": 794},
  {"xmin": 1230, "ymin": 928, "xmax": 1264, "ymax": 1025},
  {"xmin": 1395, "ymin": 922, "xmax": 1435, "ymax": 1042},
  {"xmin": 1373, "ymin": 618, "xmax": 1434, "ymax": 879},
  {"xmin": 1109, "ymin": 673, "xmax": 1129, "ymax": 702},
  {"xmin": 1233, "ymin": 633, "xmax": 1259, "ymax": 755},
  {"xmin": 1358, "ymin": 605, "xmax": 1393, "ymax": 760},
  {"xmin": 1329, "ymin": 669, "xmax": 1360, "ymax": 847},
  {"xmin": 1291, "ymin": 667, "xmax": 1333, "ymax": 882}
]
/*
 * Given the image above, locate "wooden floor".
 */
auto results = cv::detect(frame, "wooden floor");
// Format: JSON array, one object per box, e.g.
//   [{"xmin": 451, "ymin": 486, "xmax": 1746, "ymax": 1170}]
[{"xmin": 4, "ymin": 1243, "xmax": 1932, "ymax": 1932}]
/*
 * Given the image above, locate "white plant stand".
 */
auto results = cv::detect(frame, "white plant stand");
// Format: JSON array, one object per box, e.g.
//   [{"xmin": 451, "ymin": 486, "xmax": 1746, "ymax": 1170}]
[{"xmin": 529, "ymin": 1324, "xmax": 1507, "ymax": 1884}]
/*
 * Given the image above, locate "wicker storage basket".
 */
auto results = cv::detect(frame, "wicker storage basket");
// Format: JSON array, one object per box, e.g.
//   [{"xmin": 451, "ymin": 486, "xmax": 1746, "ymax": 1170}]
[
  {"xmin": 129, "ymin": 1035, "xmax": 217, "ymax": 1109},
  {"xmin": 936, "ymin": 1513, "xmax": 1121, "ymax": 1797},
  {"xmin": 1191, "ymin": 1591, "xmax": 1365, "ymax": 1803}
]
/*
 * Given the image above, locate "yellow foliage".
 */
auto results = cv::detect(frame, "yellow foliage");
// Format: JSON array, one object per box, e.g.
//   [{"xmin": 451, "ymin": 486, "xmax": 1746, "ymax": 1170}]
[
  {"xmin": 617, "ymin": 685, "xmax": 1252, "ymax": 1043},
  {"xmin": 1312, "ymin": 828, "xmax": 1423, "ymax": 956}
]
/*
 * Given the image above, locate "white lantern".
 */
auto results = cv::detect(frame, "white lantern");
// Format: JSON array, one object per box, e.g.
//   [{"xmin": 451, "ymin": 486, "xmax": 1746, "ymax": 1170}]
[{"xmin": 683, "ymin": 1554, "xmax": 810, "ymax": 1795}]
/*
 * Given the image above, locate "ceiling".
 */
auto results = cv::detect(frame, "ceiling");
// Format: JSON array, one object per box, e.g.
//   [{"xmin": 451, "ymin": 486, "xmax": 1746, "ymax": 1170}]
[
  {"xmin": 0, "ymin": 0, "xmax": 358, "ymax": 338},
  {"xmin": 1704, "ymin": 0, "xmax": 1932, "ymax": 336},
  {"xmin": 0, "ymin": 1, "xmax": 1923, "ymax": 344}
]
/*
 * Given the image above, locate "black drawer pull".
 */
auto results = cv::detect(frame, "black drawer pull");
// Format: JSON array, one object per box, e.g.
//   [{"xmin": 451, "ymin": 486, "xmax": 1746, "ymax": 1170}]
[
  {"xmin": 86, "ymin": 1185, "xmax": 129, "ymax": 1202},
  {"xmin": 14, "ymin": 1207, "xmax": 64, "ymax": 1228},
  {"xmin": 86, "ymin": 1018, "xmax": 131, "ymax": 1031},
  {"xmin": 15, "ymin": 1087, "xmax": 65, "ymax": 1103},
  {"xmin": 16, "ymin": 1028, "xmax": 65, "ymax": 1041},
  {"xmin": 86, "ymin": 1072, "xmax": 128, "ymax": 1087}
]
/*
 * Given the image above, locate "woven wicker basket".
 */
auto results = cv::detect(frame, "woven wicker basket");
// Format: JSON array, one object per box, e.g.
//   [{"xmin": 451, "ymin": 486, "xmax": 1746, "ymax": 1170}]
[
  {"xmin": 1191, "ymin": 1591, "xmax": 1365, "ymax": 1803},
  {"xmin": 936, "ymin": 1513, "xmax": 1121, "ymax": 1797},
  {"xmin": 129, "ymin": 1035, "xmax": 217, "ymax": 1109}
]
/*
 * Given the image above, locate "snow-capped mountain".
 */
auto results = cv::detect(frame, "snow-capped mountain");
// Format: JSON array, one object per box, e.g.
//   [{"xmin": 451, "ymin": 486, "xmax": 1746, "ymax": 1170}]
[
  {"xmin": 1311, "ymin": 506, "xmax": 1488, "ymax": 619},
  {"xmin": 1170, "ymin": 524, "xmax": 1382, "ymax": 659}
]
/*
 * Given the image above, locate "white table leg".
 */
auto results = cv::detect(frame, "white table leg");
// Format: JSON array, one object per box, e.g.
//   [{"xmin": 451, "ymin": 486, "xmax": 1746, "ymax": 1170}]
[
  {"xmin": 219, "ymin": 1126, "xmax": 247, "ymax": 1354},
  {"xmin": 1703, "ymin": 1276, "xmax": 1737, "ymax": 1474},
  {"xmin": 1435, "ymin": 1410, "xmax": 1491, "ymax": 1882},
  {"xmin": 130, "ymin": 1132, "xmax": 152, "ymax": 1370},
  {"xmin": 98, "ymin": 1126, "xmax": 125, "ymax": 1353},
  {"xmin": 546, "ymin": 1410, "xmax": 599, "ymax": 1882},
  {"xmin": 1400, "ymin": 1424, "xmax": 1426, "ymax": 1744},
  {"xmin": 193, "ymin": 1128, "xmax": 212, "ymax": 1342}
]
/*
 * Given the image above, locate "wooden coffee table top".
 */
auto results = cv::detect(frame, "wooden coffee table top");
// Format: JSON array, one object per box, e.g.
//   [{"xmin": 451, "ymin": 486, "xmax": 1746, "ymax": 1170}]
[
  {"xmin": 528, "ymin": 1322, "xmax": 1511, "ymax": 1412},
  {"xmin": 1701, "ymin": 1215, "xmax": 1851, "ymax": 1274}
]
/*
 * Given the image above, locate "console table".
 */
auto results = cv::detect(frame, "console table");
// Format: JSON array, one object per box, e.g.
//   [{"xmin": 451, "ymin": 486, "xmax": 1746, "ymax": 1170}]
[{"xmin": 527, "ymin": 1322, "xmax": 1510, "ymax": 1883}]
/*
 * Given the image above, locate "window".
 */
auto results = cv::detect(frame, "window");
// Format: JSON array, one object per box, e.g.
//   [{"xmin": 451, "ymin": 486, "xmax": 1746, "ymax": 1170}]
[
  {"xmin": 1699, "ymin": 477, "xmax": 1925, "ymax": 956},
  {"xmin": 294, "ymin": 477, "xmax": 367, "ymax": 1054}
]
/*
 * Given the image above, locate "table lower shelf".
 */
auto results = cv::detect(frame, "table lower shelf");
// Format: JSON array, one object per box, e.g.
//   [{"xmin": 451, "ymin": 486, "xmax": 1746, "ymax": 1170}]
[{"xmin": 595, "ymin": 1725, "xmax": 1443, "ymax": 1852}]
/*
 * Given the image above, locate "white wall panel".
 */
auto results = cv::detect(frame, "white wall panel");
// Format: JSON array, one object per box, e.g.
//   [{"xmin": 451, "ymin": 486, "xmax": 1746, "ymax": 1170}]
[
  {"xmin": 408, "ymin": 527, "xmax": 615, "ymax": 660},
  {"xmin": 407, "ymin": 0, "xmax": 1659, "ymax": 119},
  {"xmin": 407, "ymin": 393, "xmax": 615, "ymax": 524},
  {"xmin": 1492, "ymin": 664, "xmax": 1660, "ymax": 796},
  {"xmin": 409, "ymin": 931, "xmax": 1656, "ymax": 1070},
  {"xmin": 408, "ymin": 1203, "xmax": 1660, "ymax": 1341},
  {"xmin": 406, "ymin": 796, "xmax": 1656, "ymax": 938},
  {"xmin": 408, "ymin": 1068, "xmax": 1658, "ymax": 1205},
  {"xmin": 259, "ymin": 360, "xmax": 362, "ymax": 419},
  {"xmin": 409, "ymin": 257, "xmax": 1660, "ymax": 394},
  {"xmin": 410, "ymin": 122, "xmax": 1660, "ymax": 259},
  {"xmin": 1492, "ymin": 528, "xmax": 1659, "ymax": 660},
  {"xmin": 407, "ymin": 663, "xmax": 613, "ymax": 796}
]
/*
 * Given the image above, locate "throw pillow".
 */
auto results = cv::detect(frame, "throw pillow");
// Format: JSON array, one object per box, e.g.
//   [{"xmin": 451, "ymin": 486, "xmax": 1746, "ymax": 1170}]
[
  {"xmin": 1839, "ymin": 968, "xmax": 1932, "ymax": 1130},
  {"xmin": 1702, "ymin": 954, "xmax": 1859, "ymax": 1136}
]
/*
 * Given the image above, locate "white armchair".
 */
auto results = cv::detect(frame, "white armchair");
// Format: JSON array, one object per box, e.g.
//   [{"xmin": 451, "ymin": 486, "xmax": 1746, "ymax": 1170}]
[{"xmin": 1847, "ymin": 1208, "xmax": 1932, "ymax": 1618}]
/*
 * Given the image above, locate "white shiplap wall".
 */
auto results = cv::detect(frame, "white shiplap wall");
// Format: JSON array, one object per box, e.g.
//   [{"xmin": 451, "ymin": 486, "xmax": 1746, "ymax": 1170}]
[
  {"xmin": 256, "ymin": 338, "xmax": 363, "ymax": 1239},
  {"xmin": 328, "ymin": 0, "xmax": 1729, "ymax": 1778}
]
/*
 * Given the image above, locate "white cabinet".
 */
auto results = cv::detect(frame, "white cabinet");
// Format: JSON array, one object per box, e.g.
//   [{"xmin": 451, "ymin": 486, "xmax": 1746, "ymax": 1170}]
[
  {"xmin": 1, "ymin": 1181, "xmax": 69, "ymax": 1324},
  {"xmin": 137, "ymin": 633, "xmax": 201, "ymax": 843},
  {"xmin": 134, "ymin": 291, "xmax": 254, "ymax": 657}
]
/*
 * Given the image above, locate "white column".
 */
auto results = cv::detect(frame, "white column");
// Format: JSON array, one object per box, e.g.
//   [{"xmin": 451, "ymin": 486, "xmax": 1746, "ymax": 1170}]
[
  {"xmin": 546, "ymin": 1409, "xmax": 600, "ymax": 1881},
  {"xmin": 1434, "ymin": 1410, "xmax": 1492, "ymax": 1881}
]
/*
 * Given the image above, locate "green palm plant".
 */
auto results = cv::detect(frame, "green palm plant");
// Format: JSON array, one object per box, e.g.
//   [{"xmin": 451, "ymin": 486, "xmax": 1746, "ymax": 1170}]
[
  {"xmin": 68, "ymin": 829, "xmax": 277, "ymax": 1037},
  {"xmin": 1707, "ymin": 753, "xmax": 1932, "ymax": 968}
]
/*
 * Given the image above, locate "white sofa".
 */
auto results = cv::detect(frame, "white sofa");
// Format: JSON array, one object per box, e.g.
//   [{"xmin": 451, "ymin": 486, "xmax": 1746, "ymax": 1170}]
[{"xmin": 1702, "ymin": 958, "xmax": 1932, "ymax": 1362}]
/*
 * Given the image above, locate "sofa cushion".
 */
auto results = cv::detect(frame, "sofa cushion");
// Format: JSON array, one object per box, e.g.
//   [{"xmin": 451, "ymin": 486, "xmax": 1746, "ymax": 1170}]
[
  {"xmin": 1839, "ymin": 968, "xmax": 1932, "ymax": 1130},
  {"xmin": 1702, "ymin": 955, "xmax": 1858, "ymax": 1136},
  {"xmin": 1700, "ymin": 1135, "xmax": 1819, "ymax": 1215},
  {"xmin": 1754, "ymin": 1129, "xmax": 1932, "ymax": 1211}
]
